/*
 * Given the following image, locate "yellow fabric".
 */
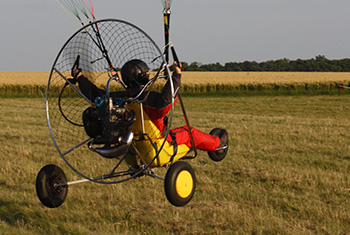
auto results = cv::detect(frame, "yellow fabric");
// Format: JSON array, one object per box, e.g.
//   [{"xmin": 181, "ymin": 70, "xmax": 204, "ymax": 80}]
[{"xmin": 127, "ymin": 103, "xmax": 190, "ymax": 167}]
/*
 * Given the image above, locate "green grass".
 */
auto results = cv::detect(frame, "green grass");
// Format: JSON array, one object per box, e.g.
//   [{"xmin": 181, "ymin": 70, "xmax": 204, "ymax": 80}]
[
  {"xmin": 0, "ymin": 95, "xmax": 349, "ymax": 234},
  {"xmin": 181, "ymin": 81, "xmax": 345, "ymax": 96},
  {"xmin": 1, "ymin": 80, "xmax": 348, "ymax": 97}
]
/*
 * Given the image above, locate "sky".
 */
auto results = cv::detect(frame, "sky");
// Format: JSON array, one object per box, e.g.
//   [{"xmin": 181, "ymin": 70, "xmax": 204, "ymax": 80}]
[{"xmin": 1, "ymin": 0, "xmax": 350, "ymax": 71}]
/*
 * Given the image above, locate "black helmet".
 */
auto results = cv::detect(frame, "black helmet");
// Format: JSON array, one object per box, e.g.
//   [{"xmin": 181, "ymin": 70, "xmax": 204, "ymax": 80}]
[{"xmin": 121, "ymin": 59, "xmax": 149, "ymax": 88}]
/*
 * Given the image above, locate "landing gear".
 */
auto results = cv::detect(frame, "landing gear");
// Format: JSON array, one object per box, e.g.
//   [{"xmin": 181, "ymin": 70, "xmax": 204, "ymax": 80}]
[
  {"xmin": 36, "ymin": 164, "xmax": 68, "ymax": 208},
  {"xmin": 208, "ymin": 128, "xmax": 229, "ymax": 162},
  {"xmin": 164, "ymin": 161, "xmax": 196, "ymax": 207}
]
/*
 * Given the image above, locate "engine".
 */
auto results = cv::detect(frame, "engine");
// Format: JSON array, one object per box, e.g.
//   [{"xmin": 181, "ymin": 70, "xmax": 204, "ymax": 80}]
[{"xmin": 83, "ymin": 96, "xmax": 135, "ymax": 158}]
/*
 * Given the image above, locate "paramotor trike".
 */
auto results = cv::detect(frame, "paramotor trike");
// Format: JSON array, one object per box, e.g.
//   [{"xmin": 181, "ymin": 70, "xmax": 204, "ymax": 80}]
[{"xmin": 35, "ymin": 19, "xmax": 228, "ymax": 208}]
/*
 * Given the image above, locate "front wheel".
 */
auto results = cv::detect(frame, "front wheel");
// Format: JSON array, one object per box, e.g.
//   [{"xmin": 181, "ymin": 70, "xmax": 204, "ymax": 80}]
[
  {"xmin": 36, "ymin": 164, "xmax": 68, "ymax": 208},
  {"xmin": 164, "ymin": 161, "xmax": 196, "ymax": 207}
]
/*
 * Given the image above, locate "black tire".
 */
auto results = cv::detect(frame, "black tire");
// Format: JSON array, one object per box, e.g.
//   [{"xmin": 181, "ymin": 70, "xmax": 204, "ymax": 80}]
[
  {"xmin": 164, "ymin": 161, "xmax": 196, "ymax": 207},
  {"xmin": 36, "ymin": 164, "xmax": 68, "ymax": 208},
  {"xmin": 208, "ymin": 128, "xmax": 229, "ymax": 162}
]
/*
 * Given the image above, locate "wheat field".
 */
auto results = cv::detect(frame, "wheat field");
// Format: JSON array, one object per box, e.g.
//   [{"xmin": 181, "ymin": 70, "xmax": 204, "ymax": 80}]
[{"xmin": 1, "ymin": 71, "xmax": 350, "ymax": 86}]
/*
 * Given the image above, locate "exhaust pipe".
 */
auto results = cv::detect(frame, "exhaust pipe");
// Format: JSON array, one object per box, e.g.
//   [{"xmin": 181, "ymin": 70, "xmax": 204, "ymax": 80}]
[{"xmin": 88, "ymin": 132, "xmax": 134, "ymax": 158}]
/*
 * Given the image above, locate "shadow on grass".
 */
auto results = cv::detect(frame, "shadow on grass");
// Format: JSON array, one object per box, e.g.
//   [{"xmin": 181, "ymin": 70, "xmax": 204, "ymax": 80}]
[
  {"xmin": 0, "ymin": 199, "xmax": 68, "ymax": 233},
  {"xmin": 0, "ymin": 199, "xmax": 30, "ymax": 225}
]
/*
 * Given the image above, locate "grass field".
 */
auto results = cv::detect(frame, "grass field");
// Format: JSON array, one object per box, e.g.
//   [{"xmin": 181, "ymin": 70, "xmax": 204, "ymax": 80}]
[{"xmin": 0, "ymin": 95, "xmax": 349, "ymax": 234}]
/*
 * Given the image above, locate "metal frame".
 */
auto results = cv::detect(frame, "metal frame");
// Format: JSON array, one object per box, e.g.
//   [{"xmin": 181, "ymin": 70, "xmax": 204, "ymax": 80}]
[
  {"xmin": 46, "ymin": 19, "xmax": 177, "ymax": 185},
  {"xmin": 45, "ymin": 18, "xmax": 200, "ymax": 189}
]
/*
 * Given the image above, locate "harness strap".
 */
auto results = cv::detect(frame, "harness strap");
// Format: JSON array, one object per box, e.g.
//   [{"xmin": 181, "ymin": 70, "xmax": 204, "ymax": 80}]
[{"xmin": 169, "ymin": 130, "xmax": 178, "ymax": 163}]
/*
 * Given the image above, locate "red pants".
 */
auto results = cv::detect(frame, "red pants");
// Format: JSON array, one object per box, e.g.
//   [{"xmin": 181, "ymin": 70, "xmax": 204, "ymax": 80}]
[{"xmin": 167, "ymin": 126, "xmax": 220, "ymax": 152}]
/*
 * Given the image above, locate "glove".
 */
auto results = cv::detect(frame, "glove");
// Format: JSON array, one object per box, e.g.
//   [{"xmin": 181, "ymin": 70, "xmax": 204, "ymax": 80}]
[
  {"xmin": 71, "ymin": 68, "xmax": 82, "ymax": 79},
  {"xmin": 67, "ymin": 68, "xmax": 82, "ymax": 85}
]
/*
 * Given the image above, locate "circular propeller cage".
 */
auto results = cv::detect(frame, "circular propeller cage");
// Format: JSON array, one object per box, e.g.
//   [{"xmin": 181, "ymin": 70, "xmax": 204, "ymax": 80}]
[{"xmin": 46, "ymin": 19, "xmax": 173, "ymax": 183}]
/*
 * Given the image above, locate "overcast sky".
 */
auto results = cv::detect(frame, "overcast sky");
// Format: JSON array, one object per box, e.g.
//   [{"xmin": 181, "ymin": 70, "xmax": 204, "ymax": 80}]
[{"xmin": 1, "ymin": 0, "xmax": 350, "ymax": 71}]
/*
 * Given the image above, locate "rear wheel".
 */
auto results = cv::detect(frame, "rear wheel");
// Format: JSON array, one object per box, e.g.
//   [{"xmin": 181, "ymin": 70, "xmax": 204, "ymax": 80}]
[
  {"xmin": 208, "ymin": 128, "xmax": 228, "ymax": 162},
  {"xmin": 164, "ymin": 161, "xmax": 196, "ymax": 207},
  {"xmin": 36, "ymin": 164, "xmax": 68, "ymax": 208}
]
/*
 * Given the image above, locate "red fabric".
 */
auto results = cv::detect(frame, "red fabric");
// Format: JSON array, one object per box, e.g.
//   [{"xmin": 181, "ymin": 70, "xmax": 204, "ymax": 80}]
[
  {"xmin": 167, "ymin": 126, "xmax": 220, "ymax": 152},
  {"xmin": 143, "ymin": 97, "xmax": 177, "ymax": 133},
  {"xmin": 143, "ymin": 98, "xmax": 220, "ymax": 152}
]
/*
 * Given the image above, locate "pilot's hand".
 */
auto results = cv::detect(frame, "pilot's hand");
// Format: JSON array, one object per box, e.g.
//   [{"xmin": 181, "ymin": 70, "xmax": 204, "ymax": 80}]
[
  {"xmin": 173, "ymin": 61, "xmax": 182, "ymax": 75},
  {"xmin": 72, "ymin": 68, "xmax": 82, "ymax": 79}
]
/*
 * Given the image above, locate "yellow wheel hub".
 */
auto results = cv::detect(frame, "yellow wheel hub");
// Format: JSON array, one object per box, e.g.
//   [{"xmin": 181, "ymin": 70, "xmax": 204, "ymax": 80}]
[{"xmin": 176, "ymin": 170, "xmax": 193, "ymax": 198}]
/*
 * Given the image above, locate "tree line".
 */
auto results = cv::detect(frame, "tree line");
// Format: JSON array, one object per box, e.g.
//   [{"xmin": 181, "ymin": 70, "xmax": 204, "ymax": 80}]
[{"xmin": 181, "ymin": 55, "xmax": 350, "ymax": 72}]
